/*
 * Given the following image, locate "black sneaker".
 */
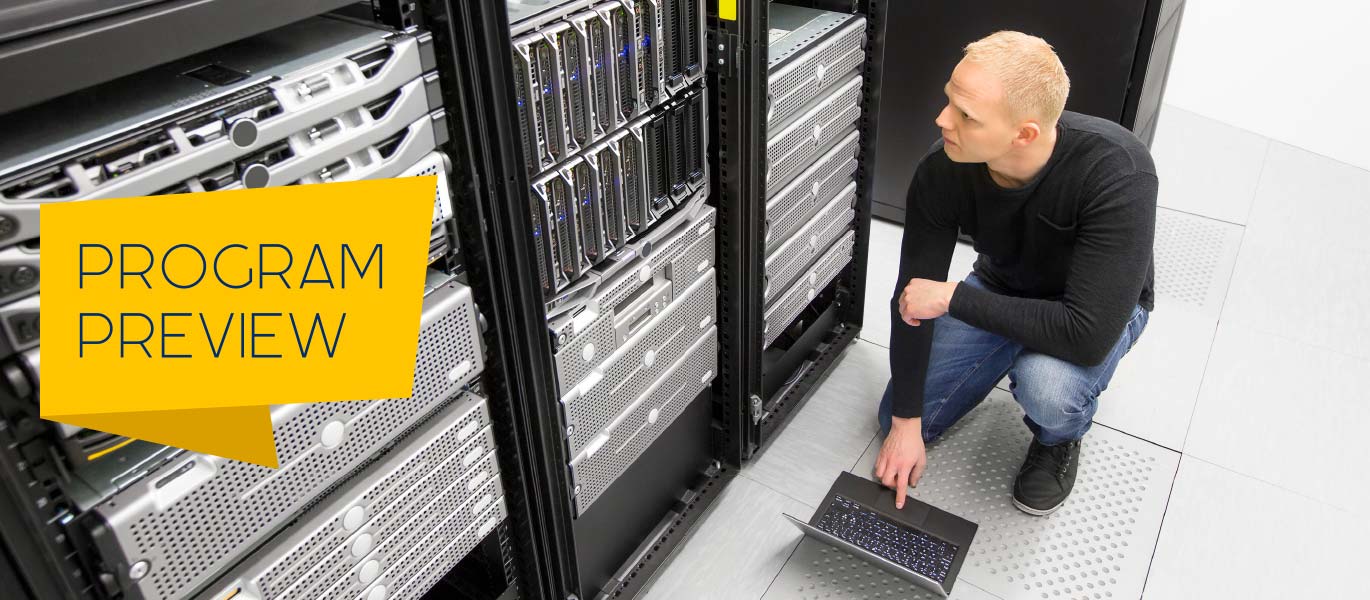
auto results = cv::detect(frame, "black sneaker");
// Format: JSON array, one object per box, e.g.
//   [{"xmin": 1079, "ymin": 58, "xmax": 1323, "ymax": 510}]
[{"xmin": 1012, "ymin": 438, "xmax": 1081, "ymax": 516}]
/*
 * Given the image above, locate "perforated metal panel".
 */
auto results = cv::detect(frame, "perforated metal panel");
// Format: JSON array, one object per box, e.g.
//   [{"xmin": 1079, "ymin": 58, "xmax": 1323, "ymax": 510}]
[
  {"xmin": 876, "ymin": 397, "xmax": 1176, "ymax": 600},
  {"xmin": 562, "ymin": 269, "xmax": 715, "ymax": 457},
  {"xmin": 387, "ymin": 494, "xmax": 508, "ymax": 600},
  {"xmin": 766, "ymin": 396, "xmax": 1178, "ymax": 600},
  {"xmin": 317, "ymin": 465, "xmax": 505, "ymax": 599},
  {"xmin": 765, "ymin": 538, "xmax": 968, "ymax": 600},
  {"xmin": 1152, "ymin": 208, "xmax": 1243, "ymax": 314},
  {"xmin": 766, "ymin": 129, "xmax": 859, "ymax": 247},
  {"xmin": 569, "ymin": 327, "xmax": 717, "ymax": 515},
  {"xmin": 99, "ymin": 281, "xmax": 485, "ymax": 600},
  {"xmin": 766, "ymin": 75, "xmax": 863, "ymax": 193},
  {"xmin": 550, "ymin": 200, "xmax": 715, "ymax": 395},
  {"xmin": 765, "ymin": 183, "xmax": 856, "ymax": 305},
  {"xmin": 197, "ymin": 392, "xmax": 498, "ymax": 600},
  {"xmin": 767, "ymin": 12, "xmax": 866, "ymax": 129},
  {"xmin": 380, "ymin": 150, "xmax": 454, "ymax": 227},
  {"xmin": 764, "ymin": 230, "xmax": 855, "ymax": 348}
]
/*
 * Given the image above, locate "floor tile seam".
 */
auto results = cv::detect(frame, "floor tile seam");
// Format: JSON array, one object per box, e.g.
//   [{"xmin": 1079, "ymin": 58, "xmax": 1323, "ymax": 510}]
[
  {"xmin": 1176, "ymin": 453, "xmax": 1365, "ymax": 518},
  {"xmin": 1260, "ymin": 138, "xmax": 1370, "ymax": 177},
  {"xmin": 1138, "ymin": 450, "xmax": 1186, "ymax": 600},
  {"xmin": 1238, "ymin": 139, "xmax": 1275, "ymax": 227},
  {"xmin": 759, "ymin": 537, "xmax": 807, "ymax": 600},
  {"xmin": 1163, "ymin": 109, "xmax": 1370, "ymax": 175},
  {"xmin": 1154, "ymin": 203, "xmax": 1251, "ymax": 229},
  {"xmin": 1091, "ymin": 420, "xmax": 1184, "ymax": 455},
  {"xmin": 1206, "ymin": 314, "xmax": 1370, "ymax": 369},
  {"xmin": 736, "ymin": 470, "xmax": 821, "ymax": 511},
  {"xmin": 1164, "ymin": 104, "xmax": 1275, "ymax": 144},
  {"xmin": 1180, "ymin": 189, "xmax": 1260, "ymax": 452}
]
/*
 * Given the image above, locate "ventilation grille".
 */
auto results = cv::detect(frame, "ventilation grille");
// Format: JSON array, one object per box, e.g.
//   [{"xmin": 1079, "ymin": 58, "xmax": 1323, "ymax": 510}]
[
  {"xmin": 661, "ymin": 0, "xmax": 681, "ymax": 86},
  {"xmin": 105, "ymin": 284, "xmax": 484, "ymax": 600},
  {"xmin": 559, "ymin": 27, "xmax": 590, "ymax": 147},
  {"xmin": 873, "ymin": 395, "xmax": 1175, "ymax": 600},
  {"xmin": 570, "ymin": 328, "xmax": 717, "ymax": 515},
  {"xmin": 1152, "ymin": 209, "xmax": 1239, "ymax": 312},
  {"xmin": 554, "ymin": 205, "xmax": 714, "ymax": 394},
  {"xmin": 764, "ymin": 184, "xmax": 856, "ymax": 305},
  {"xmin": 766, "ymin": 130, "xmax": 860, "ymax": 252},
  {"xmin": 619, "ymin": 133, "xmax": 646, "ymax": 234},
  {"xmin": 767, "ymin": 17, "xmax": 866, "ymax": 128},
  {"xmin": 612, "ymin": 6, "xmax": 638, "ymax": 120},
  {"xmin": 595, "ymin": 146, "xmax": 626, "ymax": 249},
  {"xmin": 766, "ymin": 76, "xmax": 863, "ymax": 193},
  {"xmin": 681, "ymin": 0, "xmax": 702, "ymax": 76},
  {"xmin": 764, "ymin": 230, "xmax": 855, "ymax": 348},
  {"xmin": 564, "ymin": 270, "xmax": 715, "ymax": 456},
  {"xmin": 569, "ymin": 160, "xmax": 605, "ymax": 262},
  {"xmin": 251, "ymin": 398, "xmax": 494, "ymax": 599}
]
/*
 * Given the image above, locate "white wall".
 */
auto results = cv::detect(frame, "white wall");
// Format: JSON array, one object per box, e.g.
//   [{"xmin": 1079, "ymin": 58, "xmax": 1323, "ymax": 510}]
[{"xmin": 1164, "ymin": 0, "xmax": 1370, "ymax": 170}]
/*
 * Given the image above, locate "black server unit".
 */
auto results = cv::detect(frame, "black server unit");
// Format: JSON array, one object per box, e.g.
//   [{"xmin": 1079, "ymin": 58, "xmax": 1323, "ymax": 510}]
[
  {"xmin": 0, "ymin": 2, "xmax": 523, "ymax": 600},
  {"xmin": 868, "ymin": 0, "xmax": 1184, "ymax": 224}
]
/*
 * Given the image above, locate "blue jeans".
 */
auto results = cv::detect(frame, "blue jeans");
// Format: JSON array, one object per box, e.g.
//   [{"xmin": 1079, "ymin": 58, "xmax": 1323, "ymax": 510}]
[{"xmin": 879, "ymin": 273, "xmax": 1150, "ymax": 446}]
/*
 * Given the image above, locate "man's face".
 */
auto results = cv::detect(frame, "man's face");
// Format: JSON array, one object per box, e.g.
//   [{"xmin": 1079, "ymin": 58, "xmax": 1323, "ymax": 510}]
[{"xmin": 935, "ymin": 60, "xmax": 1022, "ymax": 164}]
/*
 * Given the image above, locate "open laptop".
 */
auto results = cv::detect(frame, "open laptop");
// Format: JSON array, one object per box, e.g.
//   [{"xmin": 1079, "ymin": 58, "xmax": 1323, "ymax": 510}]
[{"xmin": 783, "ymin": 471, "xmax": 978, "ymax": 597}]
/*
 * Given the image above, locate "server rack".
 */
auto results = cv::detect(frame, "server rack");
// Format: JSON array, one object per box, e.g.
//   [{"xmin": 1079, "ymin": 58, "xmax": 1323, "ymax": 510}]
[
  {"xmin": 1, "ymin": 1, "xmax": 887, "ymax": 599},
  {"xmin": 711, "ymin": 0, "xmax": 885, "ymax": 466},
  {"xmin": 0, "ymin": 2, "xmax": 523, "ymax": 599}
]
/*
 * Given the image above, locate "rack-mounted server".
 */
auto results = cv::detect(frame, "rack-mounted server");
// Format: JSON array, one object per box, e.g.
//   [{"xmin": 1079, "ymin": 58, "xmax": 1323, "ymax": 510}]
[
  {"xmin": 760, "ymin": 5, "xmax": 868, "ymax": 351},
  {"xmin": 196, "ymin": 391, "xmax": 506, "ymax": 600}
]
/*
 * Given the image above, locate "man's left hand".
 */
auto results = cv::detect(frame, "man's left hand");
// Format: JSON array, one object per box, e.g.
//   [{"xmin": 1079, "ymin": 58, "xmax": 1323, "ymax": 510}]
[{"xmin": 898, "ymin": 279, "xmax": 958, "ymax": 326}]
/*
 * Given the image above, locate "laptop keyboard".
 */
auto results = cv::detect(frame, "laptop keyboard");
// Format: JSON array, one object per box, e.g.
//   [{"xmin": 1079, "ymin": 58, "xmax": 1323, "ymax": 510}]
[{"xmin": 816, "ymin": 495, "xmax": 958, "ymax": 584}]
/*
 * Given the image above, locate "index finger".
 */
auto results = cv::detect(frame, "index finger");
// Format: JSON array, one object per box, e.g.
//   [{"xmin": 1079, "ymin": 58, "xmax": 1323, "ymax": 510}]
[{"xmin": 894, "ymin": 467, "xmax": 908, "ymax": 509}]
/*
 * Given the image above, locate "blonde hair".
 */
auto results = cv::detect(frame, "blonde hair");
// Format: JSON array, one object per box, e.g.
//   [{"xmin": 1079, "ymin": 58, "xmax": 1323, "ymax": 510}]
[{"xmin": 963, "ymin": 31, "xmax": 1070, "ymax": 124}]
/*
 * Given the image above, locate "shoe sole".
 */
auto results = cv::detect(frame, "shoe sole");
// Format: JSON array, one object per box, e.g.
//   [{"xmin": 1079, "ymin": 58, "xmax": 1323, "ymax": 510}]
[{"xmin": 1012, "ymin": 495, "xmax": 1065, "ymax": 516}]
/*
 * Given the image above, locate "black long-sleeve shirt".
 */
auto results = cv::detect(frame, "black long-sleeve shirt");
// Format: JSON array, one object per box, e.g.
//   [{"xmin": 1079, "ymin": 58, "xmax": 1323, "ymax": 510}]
[{"xmin": 888, "ymin": 111, "xmax": 1157, "ymax": 419}]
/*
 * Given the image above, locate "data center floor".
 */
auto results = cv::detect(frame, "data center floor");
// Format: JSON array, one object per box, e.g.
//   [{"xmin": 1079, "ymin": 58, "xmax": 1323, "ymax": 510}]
[{"xmin": 639, "ymin": 105, "xmax": 1370, "ymax": 599}]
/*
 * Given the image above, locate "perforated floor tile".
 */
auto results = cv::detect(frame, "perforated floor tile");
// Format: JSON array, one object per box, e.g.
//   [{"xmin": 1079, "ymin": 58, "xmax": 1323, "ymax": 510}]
[
  {"xmin": 764, "ymin": 538, "xmax": 1001, "ymax": 600},
  {"xmin": 806, "ymin": 394, "xmax": 1181, "ymax": 600},
  {"xmin": 1150, "ymin": 207, "xmax": 1244, "ymax": 320}
]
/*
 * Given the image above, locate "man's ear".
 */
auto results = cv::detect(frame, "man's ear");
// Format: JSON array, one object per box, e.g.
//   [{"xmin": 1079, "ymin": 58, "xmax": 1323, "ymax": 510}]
[{"xmin": 1015, "ymin": 121, "xmax": 1042, "ymax": 147}]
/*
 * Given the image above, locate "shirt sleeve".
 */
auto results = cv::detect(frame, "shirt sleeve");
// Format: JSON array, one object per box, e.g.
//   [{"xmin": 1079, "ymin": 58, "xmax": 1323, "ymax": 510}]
[
  {"xmin": 947, "ymin": 172, "xmax": 1157, "ymax": 365},
  {"xmin": 887, "ymin": 160, "xmax": 960, "ymax": 419}
]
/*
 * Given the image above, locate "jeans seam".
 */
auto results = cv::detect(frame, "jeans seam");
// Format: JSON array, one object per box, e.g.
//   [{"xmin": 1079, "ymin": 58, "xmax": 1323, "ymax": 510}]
[
  {"xmin": 1079, "ymin": 309, "xmax": 1146, "ymax": 407},
  {"xmin": 926, "ymin": 336, "xmax": 1015, "ymax": 430}
]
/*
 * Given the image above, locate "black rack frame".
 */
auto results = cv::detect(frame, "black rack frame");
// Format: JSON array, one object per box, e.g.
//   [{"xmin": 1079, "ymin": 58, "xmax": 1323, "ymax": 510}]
[
  {"xmin": 419, "ymin": 1, "xmax": 581, "ymax": 598},
  {"xmin": 712, "ymin": 0, "xmax": 885, "ymax": 466}
]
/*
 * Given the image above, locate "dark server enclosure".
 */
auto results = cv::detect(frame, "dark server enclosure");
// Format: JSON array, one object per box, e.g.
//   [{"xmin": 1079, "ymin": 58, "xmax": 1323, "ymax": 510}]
[{"xmin": 868, "ymin": 0, "xmax": 1184, "ymax": 223}]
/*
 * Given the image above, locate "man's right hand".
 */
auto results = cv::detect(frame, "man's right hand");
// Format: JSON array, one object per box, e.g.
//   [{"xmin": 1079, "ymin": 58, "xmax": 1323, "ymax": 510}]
[{"xmin": 874, "ymin": 416, "xmax": 928, "ymax": 509}]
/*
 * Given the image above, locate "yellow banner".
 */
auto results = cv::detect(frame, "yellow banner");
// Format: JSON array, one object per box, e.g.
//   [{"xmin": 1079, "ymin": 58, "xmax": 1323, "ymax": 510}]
[
  {"xmin": 721, "ymin": 0, "xmax": 737, "ymax": 21},
  {"xmin": 40, "ymin": 176, "xmax": 436, "ymax": 467}
]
